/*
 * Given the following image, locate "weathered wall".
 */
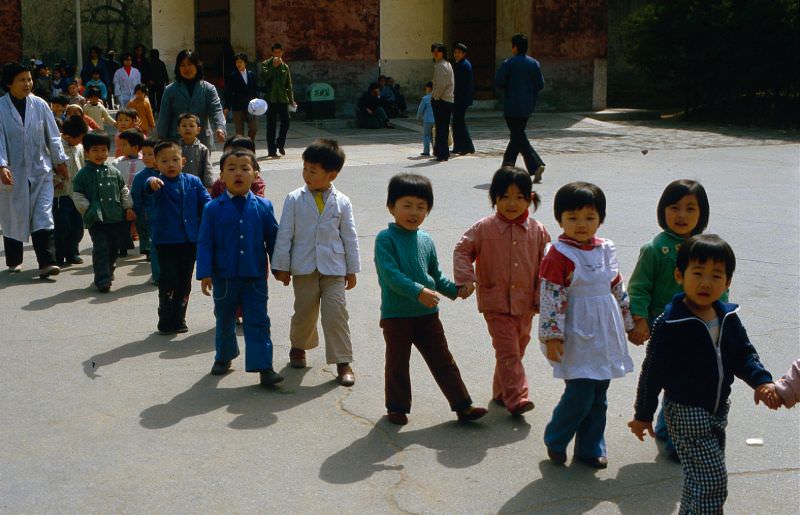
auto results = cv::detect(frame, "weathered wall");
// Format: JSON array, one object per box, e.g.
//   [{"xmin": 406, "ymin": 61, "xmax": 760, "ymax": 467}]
[
  {"xmin": 255, "ymin": 0, "xmax": 379, "ymax": 114},
  {"xmin": 151, "ymin": 0, "xmax": 194, "ymax": 81},
  {"xmin": 0, "ymin": 0, "xmax": 23, "ymax": 66},
  {"xmin": 230, "ymin": 0, "xmax": 256, "ymax": 59},
  {"xmin": 496, "ymin": 0, "xmax": 533, "ymax": 64}
]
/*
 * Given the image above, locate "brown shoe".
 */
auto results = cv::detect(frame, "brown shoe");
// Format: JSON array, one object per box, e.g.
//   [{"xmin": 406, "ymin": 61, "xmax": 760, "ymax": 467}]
[
  {"xmin": 456, "ymin": 406, "xmax": 488, "ymax": 422},
  {"xmin": 337, "ymin": 363, "xmax": 355, "ymax": 386},
  {"xmin": 511, "ymin": 401, "xmax": 535, "ymax": 417},
  {"xmin": 289, "ymin": 348, "xmax": 306, "ymax": 368},
  {"xmin": 387, "ymin": 412, "xmax": 408, "ymax": 425}
]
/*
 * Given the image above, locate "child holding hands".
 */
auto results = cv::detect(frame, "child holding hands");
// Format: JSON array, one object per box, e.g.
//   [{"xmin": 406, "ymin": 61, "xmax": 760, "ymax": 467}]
[
  {"xmin": 629, "ymin": 234, "xmax": 778, "ymax": 514},
  {"xmin": 375, "ymin": 173, "xmax": 487, "ymax": 425},
  {"xmin": 539, "ymin": 182, "xmax": 636, "ymax": 469},
  {"xmin": 453, "ymin": 166, "xmax": 550, "ymax": 416}
]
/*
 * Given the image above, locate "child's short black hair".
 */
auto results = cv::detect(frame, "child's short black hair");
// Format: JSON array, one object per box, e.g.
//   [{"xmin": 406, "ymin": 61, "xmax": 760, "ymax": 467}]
[
  {"xmin": 85, "ymin": 87, "xmax": 102, "ymax": 99},
  {"xmin": 52, "ymin": 95, "xmax": 70, "ymax": 106},
  {"xmin": 271, "ymin": 43, "xmax": 283, "ymax": 51},
  {"xmin": 234, "ymin": 52, "xmax": 249, "ymax": 64},
  {"xmin": 553, "ymin": 181, "xmax": 606, "ymax": 223},
  {"xmin": 154, "ymin": 140, "xmax": 181, "ymax": 156},
  {"xmin": 141, "ymin": 137, "xmax": 157, "ymax": 149},
  {"xmin": 387, "ymin": 173, "xmax": 434, "ymax": 209},
  {"xmin": 302, "ymin": 138, "xmax": 345, "ymax": 172},
  {"xmin": 82, "ymin": 132, "xmax": 111, "ymax": 150},
  {"xmin": 368, "ymin": 82, "xmax": 380, "ymax": 93},
  {"xmin": 220, "ymin": 149, "xmax": 259, "ymax": 171},
  {"xmin": 425, "ymin": 81, "xmax": 433, "ymax": 89},
  {"xmin": 61, "ymin": 115, "xmax": 88, "ymax": 137},
  {"xmin": 134, "ymin": 83, "xmax": 149, "ymax": 94},
  {"xmin": 454, "ymin": 42, "xmax": 468, "ymax": 52},
  {"xmin": 177, "ymin": 112, "xmax": 200, "ymax": 125},
  {"xmin": 91, "ymin": 69, "xmax": 100, "ymax": 77},
  {"xmin": 119, "ymin": 128, "xmax": 145, "ymax": 148},
  {"xmin": 489, "ymin": 166, "xmax": 539, "ymax": 211},
  {"xmin": 120, "ymin": 52, "xmax": 133, "ymax": 61},
  {"xmin": 676, "ymin": 234, "xmax": 736, "ymax": 279},
  {"xmin": 431, "ymin": 42, "xmax": 447, "ymax": 56},
  {"xmin": 116, "ymin": 108, "xmax": 138, "ymax": 121},
  {"xmin": 657, "ymin": 179, "xmax": 710, "ymax": 236},
  {"xmin": 512, "ymin": 33, "xmax": 529, "ymax": 54},
  {"xmin": 224, "ymin": 134, "xmax": 256, "ymax": 152}
]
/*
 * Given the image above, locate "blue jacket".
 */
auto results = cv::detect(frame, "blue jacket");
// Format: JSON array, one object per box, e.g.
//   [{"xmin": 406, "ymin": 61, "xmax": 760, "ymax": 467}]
[
  {"xmin": 416, "ymin": 94, "xmax": 434, "ymax": 124},
  {"xmin": 147, "ymin": 173, "xmax": 211, "ymax": 245},
  {"xmin": 634, "ymin": 293, "xmax": 773, "ymax": 421},
  {"xmin": 196, "ymin": 192, "xmax": 279, "ymax": 279},
  {"xmin": 131, "ymin": 167, "xmax": 159, "ymax": 222},
  {"xmin": 453, "ymin": 58, "xmax": 474, "ymax": 107},
  {"xmin": 495, "ymin": 54, "xmax": 544, "ymax": 117}
]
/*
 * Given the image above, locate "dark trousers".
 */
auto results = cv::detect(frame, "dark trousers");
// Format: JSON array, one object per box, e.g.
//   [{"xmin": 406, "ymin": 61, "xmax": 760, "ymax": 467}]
[
  {"xmin": 53, "ymin": 196, "xmax": 84, "ymax": 263},
  {"xmin": 157, "ymin": 242, "xmax": 196, "ymax": 331},
  {"xmin": 451, "ymin": 103, "xmax": 475, "ymax": 153},
  {"xmin": 149, "ymin": 83, "xmax": 165, "ymax": 113},
  {"xmin": 3, "ymin": 230, "xmax": 56, "ymax": 268},
  {"xmin": 432, "ymin": 99, "xmax": 453, "ymax": 160},
  {"xmin": 503, "ymin": 116, "xmax": 545, "ymax": 173},
  {"xmin": 266, "ymin": 102, "xmax": 290, "ymax": 154},
  {"xmin": 381, "ymin": 313, "xmax": 472, "ymax": 414},
  {"xmin": 213, "ymin": 277, "xmax": 273, "ymax": 371},
  {"xmin": 88, "ymin": 222, "xmax": 124, "ymax": 288},
  {"xmin": 544, "ymin": 379, "xmax": 610, "ymax": 458}
]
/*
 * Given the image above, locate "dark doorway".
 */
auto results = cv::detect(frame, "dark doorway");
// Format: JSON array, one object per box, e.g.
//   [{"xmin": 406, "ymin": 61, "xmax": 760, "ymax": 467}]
[
  {"xmin": 195, "ymin": 0, "xmax": 231, "ymax": 90},
  {"xmin": 450, "ymin": 0, "xmax": 496, "ymax": 99}
]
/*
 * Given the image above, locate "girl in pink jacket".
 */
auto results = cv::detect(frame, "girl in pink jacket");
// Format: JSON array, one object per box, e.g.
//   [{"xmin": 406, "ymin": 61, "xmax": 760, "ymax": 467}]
[{"xmin": 454, "ymin": 166, "xmax": 550, "ymax": 416}]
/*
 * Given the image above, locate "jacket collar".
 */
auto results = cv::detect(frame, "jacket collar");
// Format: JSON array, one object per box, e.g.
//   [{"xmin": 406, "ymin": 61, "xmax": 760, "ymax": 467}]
[
  {"xmin": 221, "ymin": 190, "xmax": 254, "ymax": 203},
  {"xmin": 557, "ymin": 233, "xmax": 603, "ymax": 250},
  {"xmin": 664, "ymin": 292, "xmax": 739, "ymax": 322}
]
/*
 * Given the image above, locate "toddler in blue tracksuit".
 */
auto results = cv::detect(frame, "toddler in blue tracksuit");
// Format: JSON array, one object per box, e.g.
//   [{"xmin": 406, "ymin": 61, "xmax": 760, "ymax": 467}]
[
  {"xmin": 415, "ymin": 82, "xmax": 435, "ymax": 156},
  {"xmin": 196, "ymin": 149, "xmax": 283, "ymax": 386}
]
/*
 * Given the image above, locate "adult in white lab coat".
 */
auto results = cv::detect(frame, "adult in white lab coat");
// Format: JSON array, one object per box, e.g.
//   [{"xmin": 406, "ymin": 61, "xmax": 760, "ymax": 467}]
[
  {"xmin": 113, "ymin": 53, "xmax": 142, "ymax": 109},
  {"xmin": 0, "ymin": 62, "xmax": 68, "ymax": 277}
]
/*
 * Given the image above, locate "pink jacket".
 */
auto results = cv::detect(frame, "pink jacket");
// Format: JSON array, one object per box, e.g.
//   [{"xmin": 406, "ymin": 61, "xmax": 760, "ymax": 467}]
[
  {"xmin": 454, "ymin": 214, "xmax": 550, "ymax": 315},
  {"xmin": 776, "ymin": 359, "xmax": 800, "ymax": 408}
]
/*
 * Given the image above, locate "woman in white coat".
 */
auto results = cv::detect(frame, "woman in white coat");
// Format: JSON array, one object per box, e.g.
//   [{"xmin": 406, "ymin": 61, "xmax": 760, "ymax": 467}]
[
  {"xmin": 113, "ymin": 53, "xmax": 142, "ymax": 109},
  {"xmin": 0, "ymin": 62, "xmax": 68, "ymax": 277}
]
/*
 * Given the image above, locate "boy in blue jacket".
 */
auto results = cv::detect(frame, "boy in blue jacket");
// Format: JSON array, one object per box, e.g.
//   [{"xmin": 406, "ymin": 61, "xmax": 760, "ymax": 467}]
[
  {"xmin": 629, "ymin": 234, "xmax": 779, "ymax": 514},
  {"xmin": 147, "ymin": 140, "xmax": 211, "ymax": 334},
  {"xmin": 196, "ymin": 149, "xmax": 283, "ymax": 386}
]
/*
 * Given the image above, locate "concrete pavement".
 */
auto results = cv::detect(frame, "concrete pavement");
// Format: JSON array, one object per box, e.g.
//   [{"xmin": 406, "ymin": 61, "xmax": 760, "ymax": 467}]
[{"xmin": 1, "ymin": 114, "xmax": 798, "ymax": 513}]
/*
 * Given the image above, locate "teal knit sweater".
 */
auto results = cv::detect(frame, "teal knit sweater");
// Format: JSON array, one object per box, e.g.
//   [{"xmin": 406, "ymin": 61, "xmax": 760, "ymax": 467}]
[{"xmin": 374, "ymin": 223, "xmax": 459, "ymax": 319}]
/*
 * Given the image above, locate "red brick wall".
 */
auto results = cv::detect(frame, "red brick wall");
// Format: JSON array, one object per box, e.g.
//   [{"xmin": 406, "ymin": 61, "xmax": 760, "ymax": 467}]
[
  {"xmin": 532, "ymin": 0, "xmax": 607, "ymax": 58},
  {"xmin": 0, "ymin": 0, "xmax": 23, "ymax": 65}
]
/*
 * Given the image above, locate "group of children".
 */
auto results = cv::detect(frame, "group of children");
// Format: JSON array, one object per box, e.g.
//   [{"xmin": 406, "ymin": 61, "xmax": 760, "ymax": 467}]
[{"xmin": 46, "ymin": 108, "xmax": 797, "ymax": 512}]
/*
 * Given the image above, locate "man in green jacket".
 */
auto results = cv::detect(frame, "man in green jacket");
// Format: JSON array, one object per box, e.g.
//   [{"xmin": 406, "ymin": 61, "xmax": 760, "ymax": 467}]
[{"xmin": 258, "ymin": 43, "xmax": 296, "ymax": 157}]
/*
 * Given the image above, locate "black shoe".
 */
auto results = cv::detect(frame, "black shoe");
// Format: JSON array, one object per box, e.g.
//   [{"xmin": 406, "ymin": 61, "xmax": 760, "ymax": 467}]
[
  {"xmin": 547, "ymin": 448, "xmax": 567, "ymax": 465},
  {"xmin": 157, "ymin": 327, "xmax": 176, "ymax": 335},
  {"xmin": 68, "ymin": 255, "xmax": 84, "ymax": 265},
  {"xmin": 119, "ymin": 249, "xmax": 128, "ymax": 257},
  {"xmin": 175, "ymin": 324, "xmax": 189, "ymax": 334},
  {"xmin": 575, "ymin": 455, "xmax": 608, "ymax": 469},
  {"xmin": 259, "ymin": 368, "xmax": 284, "ymax": 386},
  {"xmin": 436, "ymin": 157, "xmax": 449, "ymax": 162},
  {"xmin": 38, "ymin": 264, "xmax": 61, "ymax": 279},
  {"xmin": 278, "ymin": 147, "xmax": 285, "ymax": 155},
  {"xmin": 267, "ymin": 152, "xmax": 279, "ymax": 158},
  {"xmin": 210, "ymin": 360, "xmax": 232, "ymax": 375},
  {"xmin": 97, "ymin": 283, "xmax": 111, "ymax": 293}
]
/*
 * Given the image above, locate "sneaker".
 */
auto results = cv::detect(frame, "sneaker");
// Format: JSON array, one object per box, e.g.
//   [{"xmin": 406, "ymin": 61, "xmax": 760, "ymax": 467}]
[
  {"xmin": 336, "ymin": 363, "xmax": 355, "ymax": 387},
  {"xmin": 289, "ymin": 348, "xmax": 306, "ymax": 368},
  {"xmin": 387, "ymin": 412, "xmax": 408, "ymax": 425},
  {"xmin": 456, "ymin": 406, "xmax": 488, "ymax": 422},
  {"xmin": 511, "ymin": 401, "xmax": 535, "ymax": 417},
  {"xmin": 259, "ymin": 368, "xmax": 284, "ymax": 386},
  {"xmin": 210, "ymin": 360, "xmax": 232, "ymax": 376},
  {"xmin": 7, "ymin": 264, "xmax": 22, "ymax": 273},
  {"xmin": 533, "ymin": 165, "xmax": 545, "ymax": 184},
  {"xmin": 38, "ymin": 264, "xmax": 61, "ymax": 279}
]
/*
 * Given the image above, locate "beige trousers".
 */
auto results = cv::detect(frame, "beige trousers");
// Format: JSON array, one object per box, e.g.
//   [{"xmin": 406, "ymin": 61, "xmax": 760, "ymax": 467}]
[{"xmin": 290, "ymin": 270, "xmax": 353, "ymax": 364}]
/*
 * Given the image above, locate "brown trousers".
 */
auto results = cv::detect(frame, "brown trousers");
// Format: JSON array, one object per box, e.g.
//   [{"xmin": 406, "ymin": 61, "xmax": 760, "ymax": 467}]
[{"xmin": 381, "ymin": 313, "xmax": 472, "ymax": 414}]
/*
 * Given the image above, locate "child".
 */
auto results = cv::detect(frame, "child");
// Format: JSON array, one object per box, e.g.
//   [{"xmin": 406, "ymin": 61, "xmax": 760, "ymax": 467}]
[
  {"xmin": 65, "ymin": 104, "xmax": 101, "ymax": 132},
  {"xmin": 54, "ymin": 115, "xmax": 88, "ymax": 266},
  {"xmin": 453, "ymin": 167, "xmax": 550, "ymax": 416},
  {"xmin": 627, "ymin": 179, "xmax": 712, "ymax": 459},
  {"xmin": 114, "ymin": 108, "xmax": 139, "ymax": 157},
  {"xmin": 538, "ymin": 181, "xmax": 635, "ymax": 468},
  {"xmin": 112, "ymin": 129, "xmax": 146, "ymax": 256},
  {"xmin": 85, "ymin": 70, "xmax": 108, "ymax": 103},
  {"xmin": 127, "ymin": 84, "xmax": 156, "ymax": 136},
  {"xmin": 51, "ymin": 95, "xmax": 69, "ymax": 120},
  {"xmin": 71, "ymin": 132, "xmax": 135, "ymax": 292},
  {"xmin": 177, "ymin": 112, "xmax": 214, "ymax": 188},
  {"xmin": 629, "ymin": 234, "xmax": 778, "ymax": 514},
  {"xmin": 130, "ymin": 138, "xmax": 160, "ymax": 283},
  {"xmin": 66, "ymin": 82, "xmax": 85, "ymax": 107},
  {"xmin": 196, "ymin": 149, "xmax": 283, "ymax": 386},
  {"xmin": 272, "ymin": 139, "xmax": 359, "ymax": 386},
  {"xmin": 775, "ymin": 359, "xmax": 800, "ymax": 408},
  {"xmin": 374, "ymin": 173, "xmax": 488, "ymax": 425},
  {"xmin": 415, "ymin": 81, "xmax": 434, "ymax": 156},
  {"xmin": 147, "ymin": 140, "xmax": 211, "ymax": 334},
  {"xmin": 83, "ymin": 87, "xmax": 117, "ymax": 131},
  {"xmin": 210, "ymin": 135, "xmax": 265, "ymax": 199}
]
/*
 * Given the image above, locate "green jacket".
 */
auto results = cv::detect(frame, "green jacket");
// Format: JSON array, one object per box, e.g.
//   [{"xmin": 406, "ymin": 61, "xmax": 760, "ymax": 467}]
[
  {"xmin": 71, "ymin": 162, "xmax": 132, "ymax": 228},
  {"xmin": 257, "ymin": 58, "xmax": 295, "ymax": 104}
]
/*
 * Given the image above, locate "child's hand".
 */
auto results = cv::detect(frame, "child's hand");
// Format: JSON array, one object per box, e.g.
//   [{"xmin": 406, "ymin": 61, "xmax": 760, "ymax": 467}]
[
  {"xmin": 754, "ymin": 382, "xmax": 781, "ymax": 410},
  {"xmin": 545, "ymin": 339, "xmax": 564, "ymax": 362},
  {"xmin": 417, "ymin": 288, "xmax": 440, "ymax": 308},
  {"xmin": 149, "ymin": 178, "xmax": 164, "ymax": 191},
  {"xmin": 628, "ymin": 318, "xmax": 650, "ymax": 345},
  {"xmin": 457, "ymin": 282, "xmax": 475, "ymax": 299},
  {"xmin": 273, "ymin": 270, "xmax": 291, "ymax": 286},
  {"xmin": 200, "ymin": 277, "xmax": 212, "ymax": 296},
  {"xmin": 125, "ymin": 209, "xmax": 136, "ymax": 222},
  {"xmin": 627, "ymin": 419, "xmax": 655, "ymax": 441},
  {"xmin": 345, "ymin": 273, "xmax": 357, "ymax": 290}
]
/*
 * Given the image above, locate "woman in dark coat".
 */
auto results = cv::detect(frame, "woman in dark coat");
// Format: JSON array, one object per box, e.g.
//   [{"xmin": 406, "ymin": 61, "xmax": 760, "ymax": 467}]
[{"xmin": 224, "ymin": 53, "xmax": 259, "ymax": 141}]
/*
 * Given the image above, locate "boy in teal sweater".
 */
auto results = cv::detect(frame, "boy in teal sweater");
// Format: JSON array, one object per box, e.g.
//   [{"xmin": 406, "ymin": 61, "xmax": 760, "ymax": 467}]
[{"xmin": 374, "ymin": 173, "xmax": 487, "ymax": 425}]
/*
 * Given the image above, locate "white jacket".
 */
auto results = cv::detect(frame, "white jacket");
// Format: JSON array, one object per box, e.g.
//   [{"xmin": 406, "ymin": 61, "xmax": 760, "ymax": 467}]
[{"xmin": 113, "ymin": 67, "xmax": 142, "ymax": 106}]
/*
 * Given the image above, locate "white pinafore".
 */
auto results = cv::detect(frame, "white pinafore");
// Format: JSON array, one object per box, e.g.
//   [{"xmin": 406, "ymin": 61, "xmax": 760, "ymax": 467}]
[{"xmin": 546, "ymin": 239, "xmax": 634, "ymax": 380}]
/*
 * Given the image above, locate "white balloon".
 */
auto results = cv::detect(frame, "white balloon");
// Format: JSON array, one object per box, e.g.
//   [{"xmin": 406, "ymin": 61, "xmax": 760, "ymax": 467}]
[{"xmin": 248, "ymin": 98, "xmax": 268, "ymax": 116}]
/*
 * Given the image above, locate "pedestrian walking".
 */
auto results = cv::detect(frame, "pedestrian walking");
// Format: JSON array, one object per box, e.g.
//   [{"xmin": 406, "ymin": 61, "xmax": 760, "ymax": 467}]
[{"xmin": 452, "ymin": 43, "xmax": 475, "ymax": 155}]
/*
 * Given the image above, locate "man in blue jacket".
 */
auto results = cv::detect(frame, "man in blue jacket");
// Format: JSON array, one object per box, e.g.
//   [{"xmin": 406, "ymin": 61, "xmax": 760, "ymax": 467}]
[
  {"xmin": 452, "ymin": 43, "xmax": 475, "ymax": 155},
  {"xmin": 495, "ymin": 34, "xmax": 546, "ymax": 183}
]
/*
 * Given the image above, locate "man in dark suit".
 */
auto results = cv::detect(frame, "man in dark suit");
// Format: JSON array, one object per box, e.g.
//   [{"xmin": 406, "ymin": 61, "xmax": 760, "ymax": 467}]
[{"xmin": 452, "ymin": 43, "xmax": 475, "ymax": 155}]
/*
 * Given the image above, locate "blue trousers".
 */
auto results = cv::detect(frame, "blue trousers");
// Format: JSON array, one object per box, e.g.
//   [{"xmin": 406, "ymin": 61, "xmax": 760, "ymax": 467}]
[
  {"xmin": 655, "ymin": 398, "xmax": 675, "ymax": 452},
  {"xmin": 544, "ymin": 378, "xmax": 610, "ymax": 458},
  {"xmin": 422, "ymin": 122, "xmax": 433, "ymax": 154},
  {"xmin": 213, "ymin": 277, "xmax": 273, "ymax": 372}
]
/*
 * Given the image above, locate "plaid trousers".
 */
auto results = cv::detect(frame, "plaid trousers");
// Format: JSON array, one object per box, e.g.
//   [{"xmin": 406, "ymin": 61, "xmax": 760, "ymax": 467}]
[{"xmin": 664, "ymin": 399, "xmax": 731, "ymax": 515}]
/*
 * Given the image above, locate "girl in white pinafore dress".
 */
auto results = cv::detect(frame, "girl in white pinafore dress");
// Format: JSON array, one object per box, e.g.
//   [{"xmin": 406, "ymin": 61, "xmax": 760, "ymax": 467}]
[{"xmin": 538, "ymin": 182, "xmax": 635, "ymax": 469}]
